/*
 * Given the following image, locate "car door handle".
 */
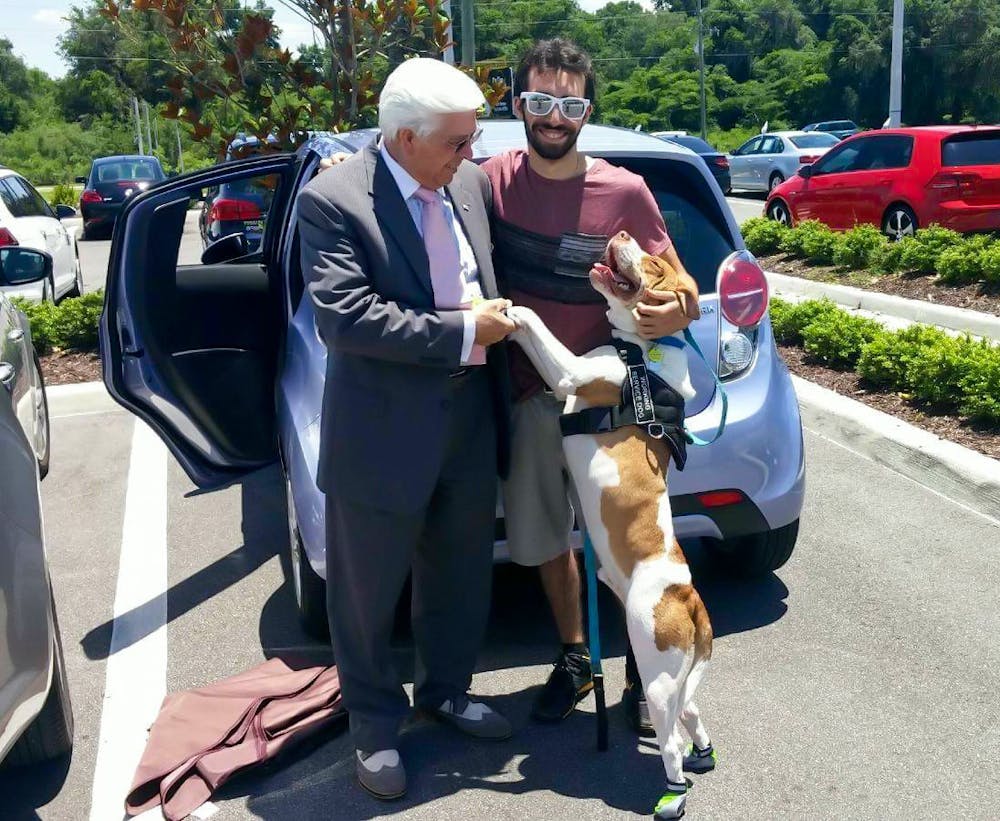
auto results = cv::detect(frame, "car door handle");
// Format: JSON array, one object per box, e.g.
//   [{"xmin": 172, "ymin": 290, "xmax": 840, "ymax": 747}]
[
  {"xmin": 8, "ymin": 328, "xmax": 24, "ymax": 342},
  {"xmin": 0, "ymin": 362, "xmax": 15, "ymax": 387}
]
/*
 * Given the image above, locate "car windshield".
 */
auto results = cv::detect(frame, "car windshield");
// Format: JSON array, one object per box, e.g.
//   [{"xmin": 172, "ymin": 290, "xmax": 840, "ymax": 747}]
[
  {"xmin": 942, "ymin": 133, "xmax": 1000, "ymax": 167},
  {"xmin": 95, "ymin": 160, "xmax": 164, "ymax": 183},
  {"xmin": 667, "ymin": 136, "xmax": 716, "ymax": 153},
  {"xmin": 790, "ymin": 134, "xmax": 839, "ymax": 148}
]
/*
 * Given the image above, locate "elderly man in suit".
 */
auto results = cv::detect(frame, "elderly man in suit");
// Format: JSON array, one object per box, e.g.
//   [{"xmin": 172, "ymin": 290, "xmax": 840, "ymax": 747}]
[{"xmin": 297, "ymin": 58, "xmax": 516, "ymax": 800}]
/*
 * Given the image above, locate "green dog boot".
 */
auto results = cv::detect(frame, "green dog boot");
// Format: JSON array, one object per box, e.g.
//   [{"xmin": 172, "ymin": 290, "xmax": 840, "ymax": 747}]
[
  {"xmin": 653, "ymin": 780, "xmax": 688, "ymax": 820},
  {"xmin": 682, "ymin": 742, "xmax": 718, "ymax": 774}
]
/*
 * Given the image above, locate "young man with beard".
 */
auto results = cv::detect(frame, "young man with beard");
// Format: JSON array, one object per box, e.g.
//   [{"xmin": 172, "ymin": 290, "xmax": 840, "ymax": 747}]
[{"xmin": 482, "ymin": 38, "xmax": 701, "ymax": 730}]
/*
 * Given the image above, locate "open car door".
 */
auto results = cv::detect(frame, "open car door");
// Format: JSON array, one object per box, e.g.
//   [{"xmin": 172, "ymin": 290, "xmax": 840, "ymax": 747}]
[{"xmin": 101, "ymin": 153, "xmax": 302, "ymax": 489}]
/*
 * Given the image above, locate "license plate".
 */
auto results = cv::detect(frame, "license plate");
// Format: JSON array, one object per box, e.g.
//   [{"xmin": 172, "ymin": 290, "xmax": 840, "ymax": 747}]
[{"xmin": 245, "ymin": 219, "xmax": 265, "ymax": 233}]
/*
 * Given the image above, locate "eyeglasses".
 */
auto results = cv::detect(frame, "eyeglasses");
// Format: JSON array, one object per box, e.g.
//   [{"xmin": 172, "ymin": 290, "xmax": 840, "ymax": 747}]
[
  {"xmin": 445, "ymin": 127, "xmax": 483, "ymax": 153},
  {"xmin": 519, "ymin": 92, "xmax": 591, "ymax": 120}
]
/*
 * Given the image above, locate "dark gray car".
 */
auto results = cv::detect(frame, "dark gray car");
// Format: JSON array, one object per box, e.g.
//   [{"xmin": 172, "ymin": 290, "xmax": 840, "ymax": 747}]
[{"xmin": 0, "ymin": 246, "xmax": 72, "ymax": 767}]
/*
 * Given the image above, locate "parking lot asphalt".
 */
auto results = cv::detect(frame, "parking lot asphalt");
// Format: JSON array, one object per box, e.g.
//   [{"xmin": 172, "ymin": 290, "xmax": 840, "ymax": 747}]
[{"xmin": 4, "ymin": 395, "xmax": 999, "ymax": 820}]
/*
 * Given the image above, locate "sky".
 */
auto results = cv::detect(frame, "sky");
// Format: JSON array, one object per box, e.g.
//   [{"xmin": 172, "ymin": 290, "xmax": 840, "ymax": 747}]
[{"xmin": 4, "ymin": 1, "xmax": 652, "ymax": 79}]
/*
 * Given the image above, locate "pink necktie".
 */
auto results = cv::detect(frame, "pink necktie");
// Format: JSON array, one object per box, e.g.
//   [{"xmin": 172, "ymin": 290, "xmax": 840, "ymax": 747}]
[{"xmin": 413, "ymin": 187, "xmax": 486, "ymax": 365}]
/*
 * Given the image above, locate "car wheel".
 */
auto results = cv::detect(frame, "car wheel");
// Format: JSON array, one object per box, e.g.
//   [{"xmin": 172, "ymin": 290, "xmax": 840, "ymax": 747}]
[
  {"xmin": 81, "ymin": 223, "xmax": 94, "ymax": 241},
  {"xmin": 766, "ymin": 199, "xmax": 792, "ymax": 226},
  {"xmin": 285, "ymin": 472, "xmax": 329, "ymax": 640},
  {"xmin": 66, "ymin": 252, "xmax": 83, "ymax": 299},
  {"xmin": 31, "ymin": 352, "xmax": 50, "ymax": 480},
  {"xmin": 882, "ymin": 204, "xmax": 917, "ymax": 241},
  {"xmin": 4, "ymin": 598, "xmax": 74, "ymax": 766},
  {"xmin": 768, "ymin": 172, "xmax": 785, "ymax": 192},
  {"xmin": 708, "ymin": 519, "xmax": 799, "ymax": 577}
]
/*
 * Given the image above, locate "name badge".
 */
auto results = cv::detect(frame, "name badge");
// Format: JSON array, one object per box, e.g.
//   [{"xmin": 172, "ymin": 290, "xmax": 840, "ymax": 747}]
[{"xmin": 627, "ymin": 364, "xmax": 656, "ymax": 425}]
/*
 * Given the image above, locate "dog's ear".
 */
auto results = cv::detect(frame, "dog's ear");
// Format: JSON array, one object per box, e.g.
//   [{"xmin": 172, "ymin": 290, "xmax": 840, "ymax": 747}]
[
  {"xmin": 641, "ymin": 255, "xmax": 681, "ymax": 291},
  {"xmin": 676, "ymin": 283, "xmax": 702, "ymax": 320}
]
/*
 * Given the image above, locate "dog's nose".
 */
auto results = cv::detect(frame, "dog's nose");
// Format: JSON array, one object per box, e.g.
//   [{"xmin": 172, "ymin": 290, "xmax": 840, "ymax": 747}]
[{"xmin": 618, "ymin": 230, "xmax": 630, "ymax": 240}]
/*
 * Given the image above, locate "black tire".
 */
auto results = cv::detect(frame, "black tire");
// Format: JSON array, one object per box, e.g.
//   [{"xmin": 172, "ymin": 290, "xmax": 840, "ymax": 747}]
[
  {"xmin": 5, "ymin": 600, "xmax": 74, "ymax": 766},
  {"xmin": 81, "ymin": 223, "xmax": 94, "ymax": 241},
  {"xmin": 32, "ymin": 352, "xmax": 50, "ymax": 480},
  {"xmin": 766, "ymin": 198, "xmax": 792, "ymax": 226},
  {"xmin": 66, "ymin": 253, "xmax": 83, "ymax": 299},
  {"xmin": 286, "ymin": 476, "xmax": 329, "ymax": 640},
  {"xmin": 768, "ymin": 172, "xmax": 785, "ymax": 192},
  {"xmin": 709, "ymin": 519, "xmax": 799, "ymax": 577},
  {"xmin": 881, "ymin": 203, "xmax": 918, "ymax": 241}
]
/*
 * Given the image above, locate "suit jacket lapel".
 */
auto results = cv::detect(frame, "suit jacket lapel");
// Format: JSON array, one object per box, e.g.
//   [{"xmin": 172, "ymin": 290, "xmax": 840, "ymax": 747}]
[
  {"xmin": 365, "ymin": 142, "xmax": 434, "ymax": 302},
  {"xmin": 447, "ymin": 176, "xmax": 499, "ymax": 299}
]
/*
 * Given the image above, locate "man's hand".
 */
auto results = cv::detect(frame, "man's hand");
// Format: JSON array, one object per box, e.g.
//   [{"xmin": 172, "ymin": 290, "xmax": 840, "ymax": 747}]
[
  {"xmin": 472, "ymin": 298, "xmax": 516, "ymax": 345},
  {"xmin": 633, "ymin": 289, "xmax": 698, "ymax": 340},
  {"xmin": 318, "ymin": 152, "xmax": 350, "ymax": 171}
]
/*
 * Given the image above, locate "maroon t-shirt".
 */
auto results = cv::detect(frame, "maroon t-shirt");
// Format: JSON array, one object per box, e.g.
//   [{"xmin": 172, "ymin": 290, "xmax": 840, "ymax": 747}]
[{"xmin": 482, "ymin": 149, "xmax": 671, "ymax": 400}]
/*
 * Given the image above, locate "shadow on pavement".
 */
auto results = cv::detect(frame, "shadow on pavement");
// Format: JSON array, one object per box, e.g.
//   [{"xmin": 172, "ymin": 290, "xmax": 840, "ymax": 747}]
[{"xmin": 0, "ymin": 751, "xmax": 72, "ymax": 818}]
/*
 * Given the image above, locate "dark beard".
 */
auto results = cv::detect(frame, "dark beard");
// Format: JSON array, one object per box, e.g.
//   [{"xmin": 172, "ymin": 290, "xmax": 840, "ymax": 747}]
[{"xmin": 524, "ymin": 119, "xmax": 580, "ymax": 160}]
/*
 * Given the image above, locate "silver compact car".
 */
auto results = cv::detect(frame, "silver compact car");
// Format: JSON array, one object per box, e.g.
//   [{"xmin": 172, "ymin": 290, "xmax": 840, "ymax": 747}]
[
  {"xmin": 729, "ymin": 130, "xmax": 840, "ymax": 193},
  {"xmin": 100, "ymin": 122, "xmax": 805, "ymax": 637},
  {"xmin": 0, "ymin": 247, "xmax": 73, "ymax": 767}
]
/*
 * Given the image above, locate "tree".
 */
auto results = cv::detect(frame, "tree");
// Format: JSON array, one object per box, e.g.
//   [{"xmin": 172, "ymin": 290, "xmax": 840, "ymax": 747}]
[{"xmin": 0, "ymin": 39, "xmax": 31, "ymax": 133}]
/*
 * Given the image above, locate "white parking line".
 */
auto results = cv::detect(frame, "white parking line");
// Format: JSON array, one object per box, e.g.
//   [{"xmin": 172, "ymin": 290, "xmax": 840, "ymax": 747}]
[{"xmin": 89, "ymin": 420, "xmax": 168, "ymax": 821}]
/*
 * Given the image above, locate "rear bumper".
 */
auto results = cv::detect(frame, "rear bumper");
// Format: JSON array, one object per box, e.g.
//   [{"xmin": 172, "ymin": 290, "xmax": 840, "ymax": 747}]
[
  {"xmin": 933, "ymin": 203, "xmax": 1000, "ymax": 233},
  {"xmin": 81, "ymin": 202, "xmax": 123, "ymax": 225}
]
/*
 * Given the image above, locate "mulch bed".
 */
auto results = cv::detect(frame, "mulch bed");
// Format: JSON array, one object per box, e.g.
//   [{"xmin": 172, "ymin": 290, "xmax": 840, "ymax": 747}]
[
  {"xmin": 41, "ymin": 350, "xmax": 102, "ymax": 386},
  {"xmin": 759, "ymin": 253, "xmax": 1000, "ymax": 318},
  {"xmin": 778, "ymin": 343, "xmax": 1000, "ymax": 461}
]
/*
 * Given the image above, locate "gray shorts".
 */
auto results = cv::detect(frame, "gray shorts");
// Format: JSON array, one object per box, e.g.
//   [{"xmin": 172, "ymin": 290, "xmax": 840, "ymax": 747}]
[{"xmin": 501, "ymin": 391, "xmax": 580, "ymax": 567}]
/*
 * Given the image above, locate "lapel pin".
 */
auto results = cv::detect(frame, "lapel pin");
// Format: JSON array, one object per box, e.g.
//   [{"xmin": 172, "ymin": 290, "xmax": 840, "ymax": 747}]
[{"xmin": 462, "ymin": 203, "xmax": 470, "ymax": 211}]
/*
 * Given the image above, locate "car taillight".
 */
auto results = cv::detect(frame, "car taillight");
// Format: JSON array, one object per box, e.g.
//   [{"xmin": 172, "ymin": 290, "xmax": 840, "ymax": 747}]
[
  {"xmin": 798, "ymin": 155, "xmax": 821, "ymax": 165},
  {"xmin": 80, "ymin": 189, "xmax": 102, "ymax": 204},
  {"xmin": 712, "ymin": 156, "xmax": 730, "ymax": 169},
  {"xmin": 719, "ymin": 252, "xmax": 769, "ymax": 327},
  {"xmin": 928, "ymin": 172, "xmax": 981, "ymax": 197},
  {"xmin": 0, "ymin": 228, "xmax": 18, "ymax": 247},
  {"xmin": 698, "ymin": 490, "xmax": 745, "ymax": 508},
  {"xmin": 208, "ymin": 198, "xmax": 262, "ymax": 223}
]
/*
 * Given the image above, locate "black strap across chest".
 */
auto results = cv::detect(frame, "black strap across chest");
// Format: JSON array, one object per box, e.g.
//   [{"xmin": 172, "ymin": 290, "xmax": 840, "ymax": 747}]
[{"xmin": 558, "ymin": 338, "xmax": 690, "ymax": 471}]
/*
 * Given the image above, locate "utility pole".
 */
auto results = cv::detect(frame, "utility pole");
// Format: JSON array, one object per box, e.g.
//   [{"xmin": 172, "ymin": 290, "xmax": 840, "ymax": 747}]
[
  {"xmin": 174, "ymin": 121, "xmax": 184, "ymax": 173},
  {"xmin": 697, "ymin": 0, "xmax": 707, "ymax": 140},
  {"xmin": 460, "ymin": 0, "xmax": 475, "ymax": 67},
  {"xmin": 888, "ymin": 0, "xmax": 904, "ymax": 127},
  {"xmin": 442, "ymin": 0, "xmax": 455, "ymax": 65},
  {"xmin": 132, "ymin": 96, "xmax": 144, "ymax": 155},
  {"xmin": 143, "ymin": 101, "xmax": 154, "ymax": 155}
]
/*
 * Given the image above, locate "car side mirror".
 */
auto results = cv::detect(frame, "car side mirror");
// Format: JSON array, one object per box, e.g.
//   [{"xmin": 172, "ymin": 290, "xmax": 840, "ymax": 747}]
[
  {"xmin": 201, "ymin": 233, "xmax": 249, "ymax": 265},
  {"xmin": 798, "ymin": 165, "xmax": 814, "ymax": 179},
  {"xmin": 0, "ymin": 247, "xmax": 53, "ymax": 286},
  {"xmin": 55, "ymin": 204, "xmax": 77, "ymax": 220},
  {"xmin": 75, "ymin": 176, "xmax": 87, "ymax": 185}
]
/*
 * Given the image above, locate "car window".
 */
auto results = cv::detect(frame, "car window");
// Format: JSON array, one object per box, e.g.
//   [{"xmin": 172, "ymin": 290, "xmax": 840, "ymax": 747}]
[
  {"xmin": 2, "ymin": 176, "xmax": 53, "ymax": 218},
  {"xmin": 668, "ymin": 136, "xmax": 715, "ymax": 153},
  {"xmin": 834, "ymin": 121, "xmax": 857, "ymax": 130},
  {"xmin": 608, "ymin": 157, "xmax": 737, "ymax": 295},
  {"xmin": 812, "ymin": 139, "xmax": 866, "ymax": 175},
  {"xmin": 790, "ymin": 134, "xmax": 840, "ymax": 149},
  {"xmin": 733, "ymin": 137, "xmax": 762, "ymax": 156},
  {"xmin": 0, "ymin": 178, "xmax": 21, "ymax": 216},
  {"xmin": 862, "ymin": 136, "xmax": 914, "ymax": 169},
  {"xmin": 942, "ymin": 133, "xmax": 1000, "ymax": 167},
  {"xmin": 758, "ymin": 136, "xmax": 783, "ymax": 154},
  {"xmin": 95, "ymin": 159, "xmax": 165, "ymax": 183},
  {"xmin": 199, "ymin": 171, "xmax": 281, "ymax": 258}
]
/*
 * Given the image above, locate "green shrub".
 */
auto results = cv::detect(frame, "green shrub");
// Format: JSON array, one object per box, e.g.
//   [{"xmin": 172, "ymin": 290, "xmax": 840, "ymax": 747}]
[
  {"xmin": 48, "ymin": 184, "xmax": 78, "ymax": 207},
  {"xmin": 799, "ymin": 222, "xmax": 840, "ymax": 265},
  {"xmin": 801, "ymin": 311, "xmax": 884, "ymax": 369},
  {"xmin": 899, "ymin": 225, "xmax": 963, "ymax": 274},
  {"xmin": 909, "ymin": 335, "xmax": 994, "ymax": 410},
  {"xmin": 778, "ymin": 220, "xmax": 814, "ymax": 257},
  {"xmin": 856, "ymin": 324, "xmax": 950, "ymax": 390},
  {"xmin": 936, "ymin": 244, "xmax": 983, "ymax": 284},
  {"xmin": 959, "ymin": 349, "xmax": 1000, "ymax": 425},
  {"xmin": 833, "ymin": 224, "xmax": 886, "ymax": 270},
  {"xmin": 742, "ymin": 217, "xmax": 788, "ymax": 256},
  {"xmin": 770, "ymin": 298, "xmax": 841, "ymax": 345},
  {"xmin": 13, "ymin": 291, "xmax": 103, "ymax": 355},
  {"xmin": 869, "ymin": 236, "xmax": 912, "ymax": 274},
  {"xmin": 979, "ymin": 245, "xmax": 1000, "ymax": 284}
]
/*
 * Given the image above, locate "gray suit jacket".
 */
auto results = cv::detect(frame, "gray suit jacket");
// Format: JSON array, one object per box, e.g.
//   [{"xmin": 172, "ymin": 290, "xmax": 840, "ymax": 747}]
[{"xmin": 298, "ymin": 140, "xmax": 511, "ymax": 513}]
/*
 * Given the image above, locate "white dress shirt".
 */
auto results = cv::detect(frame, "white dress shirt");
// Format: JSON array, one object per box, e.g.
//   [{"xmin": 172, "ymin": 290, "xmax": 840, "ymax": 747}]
[{"xmin": 379, "ymin": 142, "xmax": 482, "ymax": 365}]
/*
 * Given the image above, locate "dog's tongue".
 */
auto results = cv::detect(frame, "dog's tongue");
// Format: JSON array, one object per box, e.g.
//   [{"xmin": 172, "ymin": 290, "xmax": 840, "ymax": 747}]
[{"xmin": 592, "ymin": 263, "xmax": 613, "ymax": 277}]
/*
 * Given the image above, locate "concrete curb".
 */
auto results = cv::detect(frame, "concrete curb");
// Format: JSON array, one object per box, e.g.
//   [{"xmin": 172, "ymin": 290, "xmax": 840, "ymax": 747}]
[
  {"xmin": 47, "ymin": 380, "xmax": 121, "ymax": 417},
  {"xmin": 768, "ymin": 271, "xmax": 1000, "ymax": 342},
  {"xmin": 793, "ymin": 375, "xmax": 1000, "ymax": 524}
]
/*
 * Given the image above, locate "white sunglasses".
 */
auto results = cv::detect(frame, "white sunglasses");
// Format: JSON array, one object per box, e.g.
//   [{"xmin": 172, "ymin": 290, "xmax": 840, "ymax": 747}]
[{"xmin": 518, "ymin": 92, "xmax": 591, "ymax": 120}]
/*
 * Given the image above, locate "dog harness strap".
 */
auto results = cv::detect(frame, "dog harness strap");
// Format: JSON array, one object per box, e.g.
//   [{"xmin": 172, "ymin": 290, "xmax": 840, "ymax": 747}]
[{"xmin": 492, "ymin": 218, "xmax": 609, "ymax": 304}]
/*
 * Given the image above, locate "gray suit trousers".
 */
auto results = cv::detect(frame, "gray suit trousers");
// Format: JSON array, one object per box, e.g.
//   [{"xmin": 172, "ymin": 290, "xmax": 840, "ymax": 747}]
[{"xmin": 324, "ymin": 369, "xmax": 498, "ymax": 753}]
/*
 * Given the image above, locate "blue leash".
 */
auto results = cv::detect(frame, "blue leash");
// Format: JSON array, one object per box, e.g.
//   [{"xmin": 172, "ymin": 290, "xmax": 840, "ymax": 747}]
[{"xmin": 582, "ymin": 327, "xmax": 727, "ymax": 752}]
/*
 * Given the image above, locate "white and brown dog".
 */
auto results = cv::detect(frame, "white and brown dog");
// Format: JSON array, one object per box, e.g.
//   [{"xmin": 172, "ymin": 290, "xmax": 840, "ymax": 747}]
[{"xmin": 507, "ymin": 231, "xmax": 715, "ymax": 819}]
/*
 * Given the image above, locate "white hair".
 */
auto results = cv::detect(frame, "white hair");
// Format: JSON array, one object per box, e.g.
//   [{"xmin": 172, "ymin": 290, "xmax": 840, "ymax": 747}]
[{"xmin": 378, "ymin": 58, "xmax": 486, "ymax": 140}]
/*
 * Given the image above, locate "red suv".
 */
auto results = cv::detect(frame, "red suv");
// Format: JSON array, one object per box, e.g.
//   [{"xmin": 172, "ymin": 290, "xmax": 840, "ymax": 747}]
[{"xmin": 765, "ymin": 126, "xmax": 1000, "ymax": 238}]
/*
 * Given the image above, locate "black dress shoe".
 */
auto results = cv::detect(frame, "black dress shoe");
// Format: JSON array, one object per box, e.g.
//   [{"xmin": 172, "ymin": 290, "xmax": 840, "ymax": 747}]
[
  {"xmin": 622, "ymin": 680, "xmax": 656, "ymax": 737},
  {"xmin": 531, "ymin": 649, "xmax": 593, "ymax": 722}
]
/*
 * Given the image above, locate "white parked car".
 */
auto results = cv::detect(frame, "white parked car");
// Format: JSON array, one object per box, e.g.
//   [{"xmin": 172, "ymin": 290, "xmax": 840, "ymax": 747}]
[
  {"xmin": 0, "ymin": 166, "xmax": 84, "ymax": 303},
  {"xmin": 728, "ymin": 131, "xmax": 840, "ymax": 193}
]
